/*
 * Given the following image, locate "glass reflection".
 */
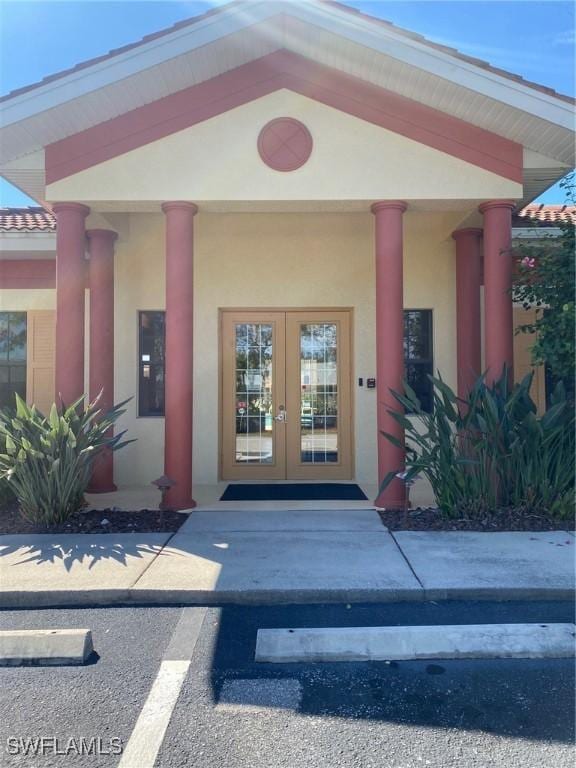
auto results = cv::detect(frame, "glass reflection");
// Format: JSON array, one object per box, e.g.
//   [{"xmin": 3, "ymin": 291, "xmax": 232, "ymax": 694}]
[
  {"xmin": 300, "ymin": 323, "xmax": 338, "ymax": 463},
  {"xmin": 235, "ymin": 324, "xmax": 274, "ymax": 464}
]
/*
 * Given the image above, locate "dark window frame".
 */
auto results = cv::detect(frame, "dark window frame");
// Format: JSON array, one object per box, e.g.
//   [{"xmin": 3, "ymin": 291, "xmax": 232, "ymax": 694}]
[
  {"xmin": 137, "ymin": 310, "xmax": 166, "ymax": 418},
  {"xmin": 403, "ymin": 309, "xmax": 433, "ymax": 413},
  {"xmin": 0, "ymin": 311, "xmax": 27, "ymax": 411}
]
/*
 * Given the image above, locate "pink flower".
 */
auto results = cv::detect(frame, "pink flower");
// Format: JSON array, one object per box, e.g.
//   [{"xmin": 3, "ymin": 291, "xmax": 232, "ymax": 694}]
[{"xmin": 521, "ymin": 256, "xmax": 536, "ymax": 268}]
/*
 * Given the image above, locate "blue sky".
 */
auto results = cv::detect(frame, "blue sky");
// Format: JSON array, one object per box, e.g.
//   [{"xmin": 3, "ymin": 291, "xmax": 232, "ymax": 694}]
[{"xmin": 0, "ymin": 0, "xmax": 574, "ymax": 206}]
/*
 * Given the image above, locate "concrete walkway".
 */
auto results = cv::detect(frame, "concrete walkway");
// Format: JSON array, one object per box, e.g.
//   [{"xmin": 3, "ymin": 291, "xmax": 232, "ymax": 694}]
[{"xmin": 0, "ymin": 511, "xmax": 573, "ymax": 608}]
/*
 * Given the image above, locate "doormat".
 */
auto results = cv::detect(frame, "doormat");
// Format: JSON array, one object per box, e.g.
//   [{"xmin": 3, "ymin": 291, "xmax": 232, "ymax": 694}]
[{"xmin": 220, "ymin": 483, "xmax": 368, "ymax": 501}]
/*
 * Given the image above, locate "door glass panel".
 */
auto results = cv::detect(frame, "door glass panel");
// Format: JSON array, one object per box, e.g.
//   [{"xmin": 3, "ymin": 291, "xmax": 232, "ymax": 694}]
[
  {"xmin": 235, "ymin": 323, "xmax": 273, "ymax": 464},
  {"xmin": 300, "ymin": 323, "xmax": 338, "ymax": 463}
]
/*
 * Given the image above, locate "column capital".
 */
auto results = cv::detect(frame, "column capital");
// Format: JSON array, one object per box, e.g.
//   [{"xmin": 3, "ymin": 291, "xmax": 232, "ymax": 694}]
[
  {"xmin": 478, "ymin": 200, "xmax": 516, "ymax": 215},
  {"xmin": 371, "ymin": 200, "xmax": 408, "ymax": 215},
  {"xmin": 86, "ymin": 228, "xmax": 118, "ymax": 244},
  {"xmin": 52, "ymin": 202, "xmax": 91, "ymax": 217},
  {"xmin": 452, "ymin": 227, "xmax": 483, "ymax": 241},
  {"xmin": 161, "ymin": 201, "xmax": 198, "ymax": 215}
]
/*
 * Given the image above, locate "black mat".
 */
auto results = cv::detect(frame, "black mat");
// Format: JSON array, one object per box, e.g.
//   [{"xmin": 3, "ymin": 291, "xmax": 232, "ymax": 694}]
[{"xmin": 220, "ymin": 483, "xmax": 368, "ymax": 501}]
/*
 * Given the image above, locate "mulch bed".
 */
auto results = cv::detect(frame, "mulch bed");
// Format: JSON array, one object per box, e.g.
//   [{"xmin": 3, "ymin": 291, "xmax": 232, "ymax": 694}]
[
  {"xmin": 0, "ymin": 499, "xmax": 572, "ymax": 535},
  {"xmin": 379, "ymin": 506, "xmax": 574, "ymax": 532},
  {"xmin": 0, "ymin": 501, "xmax": 187, "ymax": 535}
]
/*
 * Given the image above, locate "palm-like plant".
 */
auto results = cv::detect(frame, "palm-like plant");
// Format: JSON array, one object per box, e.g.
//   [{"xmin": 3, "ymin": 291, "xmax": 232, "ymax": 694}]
[
  {"xmin": 380, "ymin": 371, "xmax": 574, "ymax": 519},
  {"xmin": 0, "ymin": 393, "xmax": 134, "ymax": 526}
]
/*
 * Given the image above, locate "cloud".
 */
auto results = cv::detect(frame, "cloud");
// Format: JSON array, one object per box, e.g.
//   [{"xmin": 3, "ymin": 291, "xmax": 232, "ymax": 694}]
[{"xmin": 552, "ymin": 28, "xmax": 576, "ymax": 46}]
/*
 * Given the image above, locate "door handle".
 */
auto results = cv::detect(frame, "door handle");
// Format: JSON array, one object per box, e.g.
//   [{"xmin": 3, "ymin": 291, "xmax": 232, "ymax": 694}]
[{"xmin": 274, "ymin": 406, "xmax": 287, "ymax": 422}]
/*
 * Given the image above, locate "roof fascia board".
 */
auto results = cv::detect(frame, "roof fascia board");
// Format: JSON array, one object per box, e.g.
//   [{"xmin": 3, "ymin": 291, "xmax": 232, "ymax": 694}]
[
  {"xmin": 512, "ymin": 227, "xmax": 563, "ymax": 238},
  {"xmin": 290, "ymin": 2, "xmax": 574, "ymax": 129},
  {"xmin": 0, "ymin": 232, "xmax": 56, "ymax": 249},
  {"xmin": 0, "ymin": 0, "xmax": 275, "ymax": 128},
  {"xmin": 1, "ymin": 0, "xmax": 572, "ymax": 133}
]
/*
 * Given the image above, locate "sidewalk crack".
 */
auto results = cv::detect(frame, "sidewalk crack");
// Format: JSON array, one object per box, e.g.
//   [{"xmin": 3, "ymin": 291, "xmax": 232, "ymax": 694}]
[{"xmin": 390, "ymin": 531, "xmax": 426, "ymax": 591}]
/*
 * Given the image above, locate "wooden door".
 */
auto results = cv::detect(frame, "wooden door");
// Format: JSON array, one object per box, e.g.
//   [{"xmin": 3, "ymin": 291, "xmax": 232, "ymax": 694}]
[{"xmin": 221, "ymin": 310, "xmax": 353, "ymax": 481}]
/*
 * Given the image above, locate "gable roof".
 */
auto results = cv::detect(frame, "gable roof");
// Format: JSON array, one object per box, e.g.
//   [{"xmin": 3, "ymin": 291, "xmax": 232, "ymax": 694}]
[
  {"xmin": 2, "ymin": 0, "xmax": 572, "ymax": 107},
  {"xmin": 0, "ymin": 0, "xmax": 573, "ymax": 204}
]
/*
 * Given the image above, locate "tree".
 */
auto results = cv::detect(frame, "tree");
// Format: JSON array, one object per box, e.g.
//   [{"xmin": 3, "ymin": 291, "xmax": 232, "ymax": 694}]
[{"xmin": 513, "ymin": 173, "xmax": 575, "ymax": 402}]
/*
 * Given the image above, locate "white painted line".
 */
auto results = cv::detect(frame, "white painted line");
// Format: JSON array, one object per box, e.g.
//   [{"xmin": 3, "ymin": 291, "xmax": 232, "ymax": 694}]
[
  {"xmin": 118, "ymin": 608, "xmax": 206, "ymax": 768},
  {"xmin": 255, "ymin": 623, "xmax": 576, "ymax": 663}
]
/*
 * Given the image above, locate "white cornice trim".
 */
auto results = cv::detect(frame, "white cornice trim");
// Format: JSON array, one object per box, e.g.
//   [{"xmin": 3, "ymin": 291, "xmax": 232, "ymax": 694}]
[{"xmin": 0, "ymin": 0, "xmax": 572, "ymax": 131}]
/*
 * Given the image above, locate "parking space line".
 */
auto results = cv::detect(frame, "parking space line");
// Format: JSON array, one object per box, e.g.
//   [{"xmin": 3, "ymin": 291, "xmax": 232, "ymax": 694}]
[{"xmin": 118, "ymin": 608, "xmax": 207, "ymax": 768}]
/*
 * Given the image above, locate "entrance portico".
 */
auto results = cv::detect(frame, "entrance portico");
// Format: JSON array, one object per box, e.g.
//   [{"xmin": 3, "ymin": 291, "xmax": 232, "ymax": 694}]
[
  {"xmin": 50, "ymin": 194, "xmax": 517, "ymax": 509},
  {"xmin": 2, "ymin": 0, "xmax": 572, "ymax": 510}
]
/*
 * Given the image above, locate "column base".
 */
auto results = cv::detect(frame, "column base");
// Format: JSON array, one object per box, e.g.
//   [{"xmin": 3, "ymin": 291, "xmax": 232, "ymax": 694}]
[
  {"xmin": 374, "ymin": 486, "xmax": 406, "ymax": 511},
  {"xmin": 163, "ymin": 492, "xmax": 197, "ymax": 512},
  {"xmin": 87, "ymin": 483, "xmax": 118, "ymax": 494}
]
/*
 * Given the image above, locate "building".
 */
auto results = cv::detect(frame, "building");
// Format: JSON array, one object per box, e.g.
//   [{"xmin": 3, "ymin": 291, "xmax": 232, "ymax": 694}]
[{"xmin": 0, "ymin": 1, "xmax": 574, "ymax": 508}]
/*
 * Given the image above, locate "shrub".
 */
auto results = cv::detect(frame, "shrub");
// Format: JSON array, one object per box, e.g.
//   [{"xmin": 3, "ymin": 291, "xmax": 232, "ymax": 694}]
[
  {"xmin": 380, "ymin": 372, "xmax": 575, "ymax": 519},
  {"xmin": 0, "ymin": 431, "xmax": 15, "ymax": 508},
  {"xmin": 0, "ymin": 394, "xmax": 133, "ymax": 526}
]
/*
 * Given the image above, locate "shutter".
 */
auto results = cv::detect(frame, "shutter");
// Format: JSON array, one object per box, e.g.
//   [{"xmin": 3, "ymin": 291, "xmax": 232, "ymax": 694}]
[
  {"xmin": 26, "ymin": 310, "xmax": 55, "ymax": 415},
  {"xmin": 513, "ymin": 307, "xmax": 546, "ymax": 414}
]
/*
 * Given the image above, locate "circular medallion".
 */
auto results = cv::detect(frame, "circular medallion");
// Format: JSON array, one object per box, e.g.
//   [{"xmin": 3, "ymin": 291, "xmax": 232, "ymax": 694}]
[{"xmin": 257, "ymin": 118, "xmax": 313, "ymax": 172}]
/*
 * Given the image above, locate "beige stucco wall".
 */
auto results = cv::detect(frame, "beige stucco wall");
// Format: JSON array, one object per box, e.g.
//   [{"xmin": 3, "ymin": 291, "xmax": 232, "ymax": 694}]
[
  {"xmin": 0, "ymin": 289, "xmax": 55, "ymax": 311},
  {"xmin": 112, "ymin": 210, "xmax": 460, "ymax": 490},
  {"xmin": 47, "ymin": 90, "xmax": 522, "ymax": 204}
]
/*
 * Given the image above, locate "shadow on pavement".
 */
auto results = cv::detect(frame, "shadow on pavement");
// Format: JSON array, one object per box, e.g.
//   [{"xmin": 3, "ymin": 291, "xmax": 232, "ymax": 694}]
[{"xmin": 207, "ymin": 602, "xmax": 576, "ymax": 744}]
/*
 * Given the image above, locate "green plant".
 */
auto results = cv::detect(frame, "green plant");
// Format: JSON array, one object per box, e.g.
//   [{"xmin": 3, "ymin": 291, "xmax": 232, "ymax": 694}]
[
  {"xmin": 0, "ymin": 394, "xmax": 133, "ymax": 526},
  {"xmin": 380, "ymin": 372, "xmax": 575, "ymax": 519},
  {"xmin": 0, "ymin": 431, "xmax": 15, "ymax": 507},
  {"xmin": 513, "ymin": 172, "xmax": 575, "ymax": 402}
]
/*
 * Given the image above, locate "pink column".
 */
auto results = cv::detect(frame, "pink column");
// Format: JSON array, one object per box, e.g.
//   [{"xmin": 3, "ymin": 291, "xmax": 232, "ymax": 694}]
[
  {"xmin": 372, "ymin": 201, "xmax": 407, "ymax": 509},
  {"xmin": 53, "ymin": 202, "xmax": 90, "ymax": 406},
  {"xmin": 162, "ymin": 202, "xmax": 198, "ymax": 510},
  {"xmin": 87, "ymin": 229, "xmax": 117, "ymax": 493},
  {"xmin": 452, "ymin": 228, "xmax": 483, "ymax": 399},
  {"xmin": 479, "ymin": 201, "xmax": 515, "ymax": 385}
]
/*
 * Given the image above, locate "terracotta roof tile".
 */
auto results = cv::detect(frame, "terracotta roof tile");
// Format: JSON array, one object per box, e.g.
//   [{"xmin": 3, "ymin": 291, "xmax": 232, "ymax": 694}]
[
  {"xmin": 0, "ymin": 207, "xmax": 56, "ymax": 232},
  {"xmin": 0, "ymin": 204, "xmax": 573, "ymax": 233},
  {"xmin": 515, "ymin": 204, "xmax": 576, "ymax": 226},
  {"xmin": 1, "ymin": 0, "xmax": 573, "ymax": 106}
]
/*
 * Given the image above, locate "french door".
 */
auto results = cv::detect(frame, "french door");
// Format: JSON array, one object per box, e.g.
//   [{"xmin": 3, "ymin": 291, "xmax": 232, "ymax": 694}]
[{"xmin": 221, "ymin": 310, "xmax": 352, "ymax": 480}]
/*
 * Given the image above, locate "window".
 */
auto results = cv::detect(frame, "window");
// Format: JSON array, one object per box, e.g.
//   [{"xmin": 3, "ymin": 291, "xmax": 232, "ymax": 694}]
[
  {"xmin": 0, "ymin": 312, "xmax": 27, "ymax": 410},
  {"xmin": 138, "ymin": 311, "xmax": 165, "ymax": 417},
  {"xmin": 404, "ymin": 310, "xmax": 433, "ymax": 413}
]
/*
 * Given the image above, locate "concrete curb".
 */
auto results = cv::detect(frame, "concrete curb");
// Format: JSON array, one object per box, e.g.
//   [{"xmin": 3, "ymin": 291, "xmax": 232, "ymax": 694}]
[
  {"xmin": 0, "ymin": 585, "xmax": 574, "ymax": 609},
  {"xmin": 0, "ymin": 628, "xmax": 94, "ymax": 666}
]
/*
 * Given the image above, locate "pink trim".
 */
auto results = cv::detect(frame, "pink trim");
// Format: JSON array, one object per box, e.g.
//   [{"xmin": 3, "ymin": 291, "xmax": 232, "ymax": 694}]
[
  {"xmin": 46, "ymin": 51, "xmax": 522, "ymax": 184},
  {"xmin": 161, "ymin": 201, "xmax": 198, "ymax": 214},
  {"xmin": 257, "ymin": 117, "xmax": 313, "ymax": 171},
  {"xmin": 0, "ymin": 259, "xmax": 56, "ymax": 288},
  {"xmin": 479, "ymin": 200, "xmax": 516, "ymax": 214}
]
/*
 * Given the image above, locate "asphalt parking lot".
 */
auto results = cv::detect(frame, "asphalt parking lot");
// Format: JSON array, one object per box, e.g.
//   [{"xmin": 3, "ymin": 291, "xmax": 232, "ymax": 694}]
[{"xmin": 0, "ymin": 601, "xmax": 574, "ymax": 768}]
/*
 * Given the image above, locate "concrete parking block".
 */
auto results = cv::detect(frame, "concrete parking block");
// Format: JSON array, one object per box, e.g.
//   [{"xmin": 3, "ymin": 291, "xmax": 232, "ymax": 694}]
[
  {"xmin": 393, "ymin": 531, "xmax": 576, "ymax": 600},
  {"xmin": 0, "ymin": 534, "xmax": 172, "ymax": 608},
  {"xmin": 131, "ymin": 531, "xmax": 423, "ymax": 604},
  {"xmin": 179, "ymin": 509, "xmax": 386, "ymax": 533},
  {"xmin": 0, "ymin": 628, "xmax": 94, "ymax": 666},
  {"xmin": 255, "ymin": 623, "xmax": 576, "ymax": 663}
]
